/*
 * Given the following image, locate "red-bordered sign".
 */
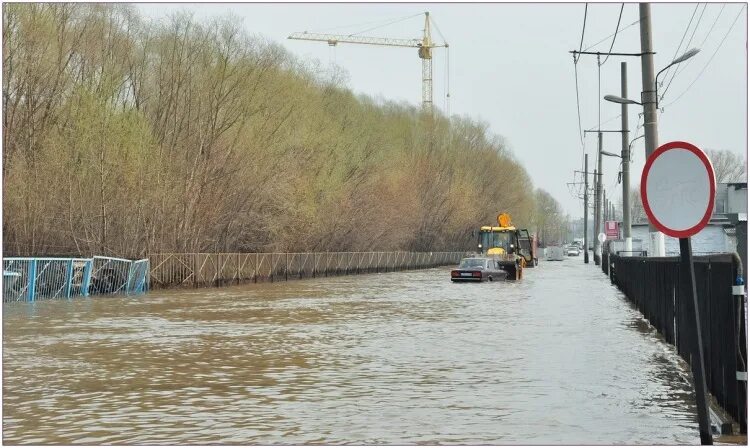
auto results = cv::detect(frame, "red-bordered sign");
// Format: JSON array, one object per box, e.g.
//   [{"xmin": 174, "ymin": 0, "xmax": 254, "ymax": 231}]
[{"xmin": 641, "ymin": 141, "xmax": 715, "ymax": 238}]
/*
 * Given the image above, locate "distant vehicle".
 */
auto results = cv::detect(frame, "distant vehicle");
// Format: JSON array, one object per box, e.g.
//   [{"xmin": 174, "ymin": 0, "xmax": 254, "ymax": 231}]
[
  {"xmin": 546, "ymin": 246, "xmax": 565, "ymax": 261},
  {"xmin": 567, "ymin": 246, "xmax": 580, "ymax": 256},
  {"xmin": 451, "ymin": 257, "xmax": 508, "ymax": 282}
]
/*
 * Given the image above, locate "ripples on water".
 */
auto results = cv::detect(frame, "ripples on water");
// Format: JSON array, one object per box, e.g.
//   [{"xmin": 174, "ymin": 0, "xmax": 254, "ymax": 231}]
[{"xmin": 3, "ymin": 260, "xmax": 700, "ymax": 444}]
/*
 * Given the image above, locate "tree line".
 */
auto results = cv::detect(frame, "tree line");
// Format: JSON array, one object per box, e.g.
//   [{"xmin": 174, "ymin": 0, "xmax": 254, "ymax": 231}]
[{"xmin": 3, "ymin": 4, "xmax": 566, "ymax": 257}]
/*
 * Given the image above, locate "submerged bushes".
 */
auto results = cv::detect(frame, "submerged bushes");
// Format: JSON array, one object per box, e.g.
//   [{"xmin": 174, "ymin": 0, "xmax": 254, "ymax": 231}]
[{"xmin": 3, "ymin": 4, "xmax": 549, "ymax": 257}]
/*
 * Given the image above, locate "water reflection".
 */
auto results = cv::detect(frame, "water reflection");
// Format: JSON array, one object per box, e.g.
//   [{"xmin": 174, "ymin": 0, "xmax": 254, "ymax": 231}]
[{"xmin": 4, "ymin": 261, "xmax": 699, "ymax": 444}]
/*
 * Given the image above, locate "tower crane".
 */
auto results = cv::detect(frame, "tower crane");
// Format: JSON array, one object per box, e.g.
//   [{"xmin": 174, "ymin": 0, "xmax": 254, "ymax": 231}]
[{"xmin": 288, "ymin": 12, "xmax": 448, "ymax": 112}]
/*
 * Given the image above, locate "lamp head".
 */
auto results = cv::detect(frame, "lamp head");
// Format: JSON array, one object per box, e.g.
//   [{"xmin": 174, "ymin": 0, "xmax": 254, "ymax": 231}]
[
  {"xmin": 604, "ymin": 94, "xmax": 640, "ymax": 105},
  {"xmin": 671, "ymin": 48, "xmax": 700, "ymax": 65}
]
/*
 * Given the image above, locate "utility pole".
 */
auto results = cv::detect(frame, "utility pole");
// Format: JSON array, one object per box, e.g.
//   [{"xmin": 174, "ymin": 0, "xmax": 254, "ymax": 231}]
[
  {"xmin": 621, "ymin": 61, "xmax": 632, "ymax": 254},
  {"xmin": 639, "ymin": 3, "xmax": 665, "ymax": 256},
  {"xmin": 584, "ymin": 154, "xmax": 589, "ymax": 264},
  {"xmin": 604, "ymin": 189, "xmax": 608, "ymax": 224},
  {"xmin": 594, "ymin": 131, "xmax": 603, "ymax": 265}
]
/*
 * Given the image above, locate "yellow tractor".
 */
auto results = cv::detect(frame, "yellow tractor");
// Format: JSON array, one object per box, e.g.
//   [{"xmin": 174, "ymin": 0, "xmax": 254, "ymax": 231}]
[{"xmin": 476, "ymin": 213, "xmax": 534, "ymax": 280}]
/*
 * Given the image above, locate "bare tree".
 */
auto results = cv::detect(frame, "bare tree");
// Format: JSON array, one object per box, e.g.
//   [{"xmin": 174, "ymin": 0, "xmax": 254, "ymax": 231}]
[{"xmin": 707, "ymin": 149, "xmax": 747, "ymax": 183}]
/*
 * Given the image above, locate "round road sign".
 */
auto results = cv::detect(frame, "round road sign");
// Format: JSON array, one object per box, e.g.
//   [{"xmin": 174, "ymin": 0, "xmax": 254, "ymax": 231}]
[
  {"xmin": 641, "ymin": 141, "xmax": 715, "ymax": 238},
  {"xmin": 598, "ymin": 233, "xmax": 607, "ymax": 243}
]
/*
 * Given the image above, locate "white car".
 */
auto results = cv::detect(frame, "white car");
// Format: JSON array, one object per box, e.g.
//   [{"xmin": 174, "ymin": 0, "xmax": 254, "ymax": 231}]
[{"xmin": 567, "ymin": 246, "xmax": 580, "ymax": 256}]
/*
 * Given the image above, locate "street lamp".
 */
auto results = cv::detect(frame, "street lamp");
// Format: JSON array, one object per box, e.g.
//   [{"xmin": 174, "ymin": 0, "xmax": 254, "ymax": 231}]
[
  {"xmin": 654, "ymin": 48, "xmax": 700, "ymax": 108},
  {"xmin": 604, "ymin": 94, "xmax": 641, "ymax": 106},
  {"xmin": 604, "ymin": 48, "xmax": 700, "ymax": 108}
]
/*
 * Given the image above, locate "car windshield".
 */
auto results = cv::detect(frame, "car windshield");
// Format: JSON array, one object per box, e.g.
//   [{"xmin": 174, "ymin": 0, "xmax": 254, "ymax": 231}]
[{"xmin": 459, "ymin": 258, "xmax": 486, "ymax": 268}]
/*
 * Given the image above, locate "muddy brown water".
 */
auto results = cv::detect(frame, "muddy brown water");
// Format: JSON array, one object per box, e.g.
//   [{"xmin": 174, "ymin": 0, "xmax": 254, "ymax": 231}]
[{"xmin": 3, "ymin": 259, "xmax": 700, "ymax": 444}]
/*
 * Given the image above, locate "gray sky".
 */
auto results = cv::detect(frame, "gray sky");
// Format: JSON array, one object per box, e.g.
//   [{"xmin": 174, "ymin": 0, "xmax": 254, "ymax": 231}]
[{"xmin": 137, "ymin": 2, "xmax": 748, "ymax": 218}]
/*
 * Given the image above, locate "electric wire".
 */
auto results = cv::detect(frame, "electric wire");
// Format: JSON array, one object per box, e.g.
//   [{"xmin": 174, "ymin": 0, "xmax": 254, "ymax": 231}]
[
  {"xmin": 598, "ymin": 54, "xmax": 601, "ymax": 130},
  {"xmin": 670, "ymin": 4, "xmax": 726, "ymax": 86},
  {"xmin": 661, "ymin": 3, "xmax": 708, "ymax": 101},
  {"xmin": 659, "ymin": 4, "xmax": 700, "ymax": 89},
  {"xmin": 585, "ymin": 113, "xmax": 622, "ymax": 132},
  {"xmin": 576, "ymin": 3, "xmax": 588, "ymax": 63},
  {"xmin": 662, "ymin": 4, "xmax": 745, "ymax": 109},
  {"xmin": 574, "ymin": 62, "xmax": 585, "ymax": 148},
  {"xmin": 583, "ymin": 19, "xmax": 640, "ymax": 52},
  {"xmin": 600, "ymin": 4, "xmax": 625, "ymax": 66}
]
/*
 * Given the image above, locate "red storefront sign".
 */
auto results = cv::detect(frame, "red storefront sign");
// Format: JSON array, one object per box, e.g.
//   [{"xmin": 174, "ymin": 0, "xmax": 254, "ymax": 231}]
[{"xmin": 605, "ymin": 221, "xmax": 619, "ymax": 239}]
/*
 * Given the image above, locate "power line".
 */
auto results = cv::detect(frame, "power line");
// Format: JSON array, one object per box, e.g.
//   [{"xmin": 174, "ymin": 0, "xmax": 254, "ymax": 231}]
[
  {"xmin": 585, "ymin": 113, "xmax": 622, "ymax": 132},
  {"xmin": 573, "ymin": 3, "xmax": 588, "ymax": 171},
  {"xmin": 576, "ymin": 3, "xmax": 588, "ymax": 63},
  {"xmin": 670, "ymin": 4, "xmax": 726, "ymax": 84},
  {"xmin": 659, "ymin": 3, "xmax": 700, "ymax": 89},
  {"xmin": 662, "ymin": 4, "xmax": 746, "ymax": 109},
  {"xmin": 661, "ymin": 3, "xmax": 708, "ymax": 100},
  {"xmin": 573, "ymin": 62, "xmax": 585, "ymax": 148},
  {"xmin": 600, "ymin": 4, "xmax": 625, "ymax": 66},
  {"xmin": 583, "ymin": 19, "xmax": 640, "ymax": 52}
]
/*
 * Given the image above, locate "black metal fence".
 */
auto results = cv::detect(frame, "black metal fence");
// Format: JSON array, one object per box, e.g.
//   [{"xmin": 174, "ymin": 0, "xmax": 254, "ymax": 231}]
[{"xmin": 604, "ymin": 251, "xmax": 747, "ymax": 431}]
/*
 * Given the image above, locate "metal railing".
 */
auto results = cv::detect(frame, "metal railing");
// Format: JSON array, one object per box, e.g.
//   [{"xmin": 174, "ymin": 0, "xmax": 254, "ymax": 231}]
[
  {"xmin": 148, "ymin": 251, "xmax": 466, "ymax": 289},
  {"xmin": 605, "ymin": 252, "xmax": 747, "ymax": 431},
  {"xmin": 3, "ymin": 256, "xmax": 149, "ymax": 302}
]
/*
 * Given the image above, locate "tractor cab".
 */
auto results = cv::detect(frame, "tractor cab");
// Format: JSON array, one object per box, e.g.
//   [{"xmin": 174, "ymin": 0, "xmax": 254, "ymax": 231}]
[{"xmin": 476, "ymin": 213, "xmax": 534, "ymax": 279}]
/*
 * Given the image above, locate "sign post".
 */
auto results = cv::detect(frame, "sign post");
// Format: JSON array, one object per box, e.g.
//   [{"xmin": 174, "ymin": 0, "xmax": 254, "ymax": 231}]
[{"xmin": 641, "ymin": 141, "xmax": 715, "ymax": 445}]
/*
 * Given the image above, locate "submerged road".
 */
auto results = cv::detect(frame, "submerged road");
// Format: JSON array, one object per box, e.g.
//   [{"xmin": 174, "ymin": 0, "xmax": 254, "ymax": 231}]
[{"xmin": 3, "ymin": 257, "xmax": 700, "ymax": 444}]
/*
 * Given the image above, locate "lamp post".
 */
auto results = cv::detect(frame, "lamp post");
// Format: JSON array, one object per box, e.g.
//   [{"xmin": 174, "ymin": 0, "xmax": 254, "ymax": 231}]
[
  {"xmin": 608, "ymin": 46, "xmax": 699, "ymax": 257},
  {"xmin": 584, "ymin": 129, "xmax": 628, "ymax": 265}
]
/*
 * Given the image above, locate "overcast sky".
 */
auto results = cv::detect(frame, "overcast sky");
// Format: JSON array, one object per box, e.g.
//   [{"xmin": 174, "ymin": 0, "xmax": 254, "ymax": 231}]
[{"xmin": 137, "ymin": 2, "xmax": 748, "ymax": 219}]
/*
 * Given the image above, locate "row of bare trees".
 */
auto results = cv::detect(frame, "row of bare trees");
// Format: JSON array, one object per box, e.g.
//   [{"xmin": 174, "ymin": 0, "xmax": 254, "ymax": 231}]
[{"xmin": 3, "ymin": 4, "xmax": 547, "ymax": 257}]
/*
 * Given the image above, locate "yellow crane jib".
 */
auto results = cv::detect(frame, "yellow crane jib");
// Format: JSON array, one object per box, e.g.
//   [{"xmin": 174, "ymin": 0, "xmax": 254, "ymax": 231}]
[{"xmin": 287, "ymin": 12, "xmax": 448, "ymax": 111}]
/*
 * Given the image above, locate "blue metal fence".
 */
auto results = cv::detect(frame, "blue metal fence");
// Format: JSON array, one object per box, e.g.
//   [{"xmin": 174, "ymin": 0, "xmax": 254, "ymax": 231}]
[{"xmin": 3, "ymin": 256, "xmax": 149, "ymax": 303}]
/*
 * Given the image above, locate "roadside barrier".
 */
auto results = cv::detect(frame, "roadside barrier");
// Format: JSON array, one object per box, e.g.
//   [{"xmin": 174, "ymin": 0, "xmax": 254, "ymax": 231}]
[
  {"xmin": 149, "ymin": 252, "xmax": 466, "ymax": 289},
  {"xmin": 606, "ymin": 251, "xmax": 747, "ymax": 431},
  {"xmin": 3, "ymin": 256, "xmax": 149, "ymax": 303}
]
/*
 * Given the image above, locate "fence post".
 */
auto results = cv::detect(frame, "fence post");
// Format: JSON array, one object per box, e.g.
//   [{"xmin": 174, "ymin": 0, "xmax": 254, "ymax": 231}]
[
  {"xmin": 27, "ymin": 259, "xmax": 37, "ymax": 302},
  {"xmin": 65, "ymin": 259, "xmax": 74, "ymax": 299},
  {"xmin": 215, "ymin": 253, "xmax": 220, "ymax": 287},
  {"xmin": 145, "ymin": 259, "xmax": 150, "ymax": 293},
  {"xmin": 126, "ymin": 261, "xmax": 136, "ymax": 295},
  {"xmin": 82, "ymin": 259, "xmax": 92, "ymax": 297}
]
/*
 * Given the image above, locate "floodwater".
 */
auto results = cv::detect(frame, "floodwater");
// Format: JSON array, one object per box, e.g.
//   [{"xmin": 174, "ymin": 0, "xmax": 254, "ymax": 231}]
[{"xmin": 3, "ymin": 258, "xmax": 700, "ymax": 444}]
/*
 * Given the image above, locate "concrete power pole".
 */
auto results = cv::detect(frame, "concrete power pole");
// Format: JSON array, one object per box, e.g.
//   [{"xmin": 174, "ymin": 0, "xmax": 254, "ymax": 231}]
[
  {"xmin": 603, "ymin": 190, "xmax": 607, "ymax": 224},
  {"xmin": 639, "ymin": 3, "xmax": 665, "ymax": 256},
  {"xmin": 584, "ymin": 154, "xmax": 589, "ymax": 264},
  {"xmin": 621, "ymin": 61, "xmax": 632, "ymax": 254},
  {"xmin": 594, "ymin": 131, "xmax": 603, "ymax": 265}
]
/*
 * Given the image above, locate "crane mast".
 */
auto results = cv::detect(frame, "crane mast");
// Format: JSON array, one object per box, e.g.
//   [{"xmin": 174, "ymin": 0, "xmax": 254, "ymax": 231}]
[{"xmin": 288, "ymin": 12, "xmax": 447, "ymax": 112}]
